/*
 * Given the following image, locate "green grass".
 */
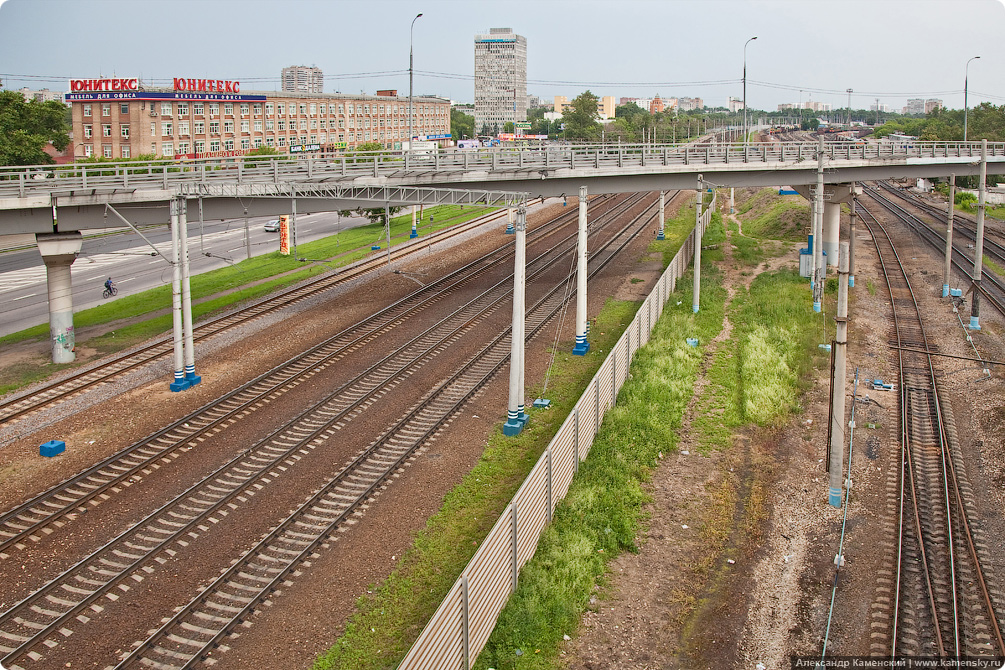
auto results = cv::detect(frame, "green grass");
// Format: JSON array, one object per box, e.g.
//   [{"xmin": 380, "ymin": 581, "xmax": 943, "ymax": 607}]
[
  {"xmin": 983, "ymin": 255, "xmax": 1005, "ymax": 278},
  {"xmin": 311, "ymin": 300, "xmax": 640, "ymax": 670},
  {"xmin": 743, "ymin": 200, "xmax": 809, "ymax": 242}
]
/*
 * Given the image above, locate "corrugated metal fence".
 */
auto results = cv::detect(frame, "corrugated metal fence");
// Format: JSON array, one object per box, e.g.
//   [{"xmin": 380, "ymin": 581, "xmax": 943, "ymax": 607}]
[{"xmin": 398, "ymin": 192, "xmax": 717, "ymax": 669}]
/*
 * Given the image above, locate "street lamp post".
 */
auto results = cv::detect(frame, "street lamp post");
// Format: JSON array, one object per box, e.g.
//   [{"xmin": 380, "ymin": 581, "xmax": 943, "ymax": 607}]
[
  {"xmin": 964, "ymin": 55, "xmax": 980, "ymax": 142},
  {"xmin": 408, "ymin": 12, "xmax": 423, "ymax": 151},
  {"xmin": 743, "ymin": 36, "xmax": 757, "ymax": 147}
]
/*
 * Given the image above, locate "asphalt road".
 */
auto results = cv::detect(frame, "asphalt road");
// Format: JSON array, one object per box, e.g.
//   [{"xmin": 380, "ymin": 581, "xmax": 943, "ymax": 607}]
[{"xmin": 0, "ymin": 211, "xmax": 375, "ymax": 338}]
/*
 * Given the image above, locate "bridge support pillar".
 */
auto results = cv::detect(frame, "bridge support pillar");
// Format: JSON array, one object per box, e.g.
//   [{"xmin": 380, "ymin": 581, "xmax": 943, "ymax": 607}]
[
  {"xmin": 36, "ymin": 232, "xmax": 83, "ymax": 364},
  {"xmin": 573, "ymin": 186, "xmax": 590, "ymax": 355},
  {"xmin": 970, "ymin": 139, "xmax": 988, "ymax": 330},
  {"xmin": 504, "ymin": 206, "xmax": 527, "ymax": 436},
  {"xmin": 823, "ymin": 201, "xmax": 841, "ymax": 268}
]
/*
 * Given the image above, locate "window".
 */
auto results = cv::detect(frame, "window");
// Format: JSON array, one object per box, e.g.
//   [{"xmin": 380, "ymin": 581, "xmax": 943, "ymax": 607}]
[
  {"xmin": 253, "ymin": 138, "xmax": 262, "ymax": 148},
  {"xmin": 195, "ymin": 140, "xmax": 205, "ymax": 153},
  {"xmin": 210, "ymin": 121, "xmax": 220, "ymax": 134},
  {"xmin": 265, "ymin": 137, "xmax": 274, "ymax": 147},
  {"xmin": 241, "ymin": 120, "xmax": 249, "ymax": 133},
  {"xmin": 310, "ymin": 134, "xmax": 317, "ymax": 144},
  {"xmin": 278, "ymin": 119, "xmax": 286, "ymax": 131},
  {"xmin": 121, "ymin": 125, "xmax": 130, "ymax": 139},
  {"xmin": 83, "ymin": 104, "xmax": 92, "ymax": 117},
  {"xmin": 162, "ymin": 122, "xmax": 172, "ymax": 136},
  {"xmin": 121, "ymin": 146, "xmax": 130, "ymax": 158},
  {"xmin": 338, "ymin": 118, "xmax": 344, "ymax": 129},
  {"xmin": 379, "ymin": 104, "xmax": 384, "ymax": 114},
  {"xmin": 103, "ymin": 145, "xmax": 112, "ymax": 158},
  {"xmin": 178, "ymin": 121, "xmax": 189, "ymax": 136},
  {"xmin": 309, "ymin": 103, "xmax": 316, "ymax": 115},
  {"xmin": 299, "ymin": 103, "xmax": 307, "ymax": 115},
  {"xmin": 120, "ymin": 103, "xmax": 129, "ymax": 114},
  {"xmin": 102, "ymin": 124, "xmax": 112, "ymax": 137},
  {"xmin": 195, "ymin": 121, "xmax": 205, "ymax": 134},
  {"xmin": 338, "ymin": 104, "xmax": 344, "ymax": 114},
  {"xmin": 338, "ymin": 133, "xmax": 344, "ymax": 142},
  {"xmin": 299, "ymin": 119, "xmax": 307, "ymax": 130},
  {"xmin": 310, "ymin": 119, "xmax": 317, "ymax": 129},
  {"xmin": 102, "ymin": 104, "xmax": 111, "ymax": 116},
  {"xmin": 240, "ymin": 103, "xmax": 249, "ymax": 116},
  {"xmin": 364, "ymin": 131, "xmax": 370, "ymax": 141},
  {"xmin": 348, "ymin": 118, "xmax": 355, "ymax": 129},
  {"xmin": 150, "ymin": 122, "xmax": 156, "ymax": 137},
  {"xmin": 224, "ymin": 120, "xmax": 234, "ymax": 133},
  {"xmin": 84, "ymin": 144, "xmax": 93, "ymax": 157},
  {"xmin": 84, "ymin": 125, "xmax": 92, "ymax": 138},
  {"xmin": 319, "ymin": 132, "xmax": 326, "ymax": 143},
  {"xmin": 364, "ymin": 119, "xmax": 370, "ymax": 129},
  {"xmin": 277, "ymin": 103, "xmax": 284, "ymax": 115},
  {"xmin": 254, "ymin": 120, "xmax": 262, "ymax": 132},
  {"xmin": 161, "ymin": 102, "xmax": 172, "ymax": 116},
  {"xmin": 241, "ymin": 138, "xmax": 249, "ymax": 149},
  {"xmin": 253, "ymin": 103, "xmax": 262, "ymax": 115},
  {"xmin": 225, "ymin": 103, "xmax": 234, "ymax": 115},
  {"xmin": 193, "ymin": 103, "xmax": 204, "ymax": 115},
  {"xmin": 224, "ymin": 139, "xmax": 234, "ymax": 150},
  {"xmin": 265, "ymin": 119, "xmax": 274, "ymax": 131},
  {"xmin": 319, "ymin": 119, "xmax": 326, "ymax": 129},
  {"xmin": 210, "ymin": 140, "xmax": 220, "ymax": 152},
  {"xmin": 177, "ymin": 103, "xmax": 188, "ymax": 115},
  {"xmin": 278, "ymin": 137, "xmax": 286, "ymax": 147},
  {"xmin": 209, "ymin": 103, "xmax": 219, "ymax": 116},
  {"xmin": 319, "ymin": 103, "xmax": 326, "ymax": 114},
  {"xmin": 178, "ymin": 142, "xmax": 189, "ymax": 154},
  {"xmin": 265, "ymin": 103, "xmax": 273, "ymax": 115},
  {"xmin": 164, "ymin": 143, "xmax": 175, "ymax": 156}
]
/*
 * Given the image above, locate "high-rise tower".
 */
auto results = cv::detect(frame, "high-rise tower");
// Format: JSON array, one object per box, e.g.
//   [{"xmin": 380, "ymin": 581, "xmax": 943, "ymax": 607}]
[
  {"xmin": 281, "ymin": 65, "xmax": 324, "ymax": 94},
  {"xmin": 473, "ymin": 28, "xmax": 527, "ymax": 136}
]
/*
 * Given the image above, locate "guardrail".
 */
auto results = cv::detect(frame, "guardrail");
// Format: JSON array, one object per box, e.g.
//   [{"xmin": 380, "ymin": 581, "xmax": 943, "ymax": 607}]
[
  {"xmin": 397, "ymin": 194, "xmax": 717, "ymax": 669},
  {"xmin": 2, "ymin": 141, "xmax": 1003, "ymax": 200}
]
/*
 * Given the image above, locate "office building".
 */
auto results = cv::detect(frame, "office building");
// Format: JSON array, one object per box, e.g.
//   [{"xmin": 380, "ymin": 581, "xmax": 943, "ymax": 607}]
[
  {"xmin": 66, "ymin": 76, "xmax": 449, "ymax": 160},
  {"xmin": 282, "ymin": 65, "xmax": 324, "ymax": 95},
  {"xmin": 473, "ymin": 28, "xmax": 527, "ymax": 135}
]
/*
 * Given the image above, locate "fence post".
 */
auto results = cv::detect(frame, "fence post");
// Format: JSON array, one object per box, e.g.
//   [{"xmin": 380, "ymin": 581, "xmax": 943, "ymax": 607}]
[
  {"xmin": 546, "ymin": 449, "xmax": 553, "ymax": 523},
  {"xmin": 573, "ymin": 408, "xmax": 580, "ymax": 473},
  {"xmin": 511, "ymin": 503, "xmax": 519, "ymax": 592},
  {"xmin": 612, "ymin": 354, "xmax": 618, "ymax": 406},
  {"xmin": 461, "ymin": 576, "xmax": 470, "ymax": 669},
  {"xmin": 595, "ymin": 381, "xmax": 600, "ymax": 432}
]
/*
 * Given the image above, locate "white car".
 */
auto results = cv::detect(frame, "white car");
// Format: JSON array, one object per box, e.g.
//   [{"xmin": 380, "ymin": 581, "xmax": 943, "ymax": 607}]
[{"xmin": 264, "ymin": 219, "xmax": 281, "ymax": 232}]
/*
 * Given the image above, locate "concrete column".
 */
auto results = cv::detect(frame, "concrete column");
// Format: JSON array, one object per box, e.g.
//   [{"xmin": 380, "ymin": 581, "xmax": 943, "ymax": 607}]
[
  {"xmin": 970, "ymin": 140, "xmax": 987, "ymax": 330},
  {"xmin": 410, "ymin": 204, "xmax": 418, "ymax": 238},
  {"xmin": 504, "ymin": 206, "xmax": 527, "ymax": 436},
  {"xmin": 169, "ymin": 198, "xmax": 188, "ymax": 392},
  {"xmin": 943, "ymin": 175, "xmax": 956, "ymax": 298},
  {"xmin": 849, "ymin": 183, "xmax": 857, "ymax": 288},
  {"xmin": 730, "ymin": 187, "xmax": 735, "ymax": 215},
  {"xmin": 692, "ymin": 180, "xmax": 702, "ymax": 313},
  {"xmin": 829, "ymin": 242, "xmax": 850, "ymax": 508},
  {"xmin": 505, "ymin": 207, "xmax": 515, "ymax": 234},
  {"xmin": 573, "ymin": 186, "xmax": 590, "ymax": 355},
  {"xmin": 813, "ymin": 137, "xmax": 825, "ymax": 312},
  {"xmin": 656, "ymin": 190, "xmax": 665, "ymax": 240},
  {"xmin": 179, "ymin": 198, "xmax": 200, "ymax": 386},
  {"xmin": 822, "ymin": 201, "xmax": 840, "ymax": 268},
  {"xmin": 36, "ymin": 232, "xmax": 83, "ymax": 364},
  {"xmin": 516, "ymin": 206, "xmax": 528, "ymax": 427}
]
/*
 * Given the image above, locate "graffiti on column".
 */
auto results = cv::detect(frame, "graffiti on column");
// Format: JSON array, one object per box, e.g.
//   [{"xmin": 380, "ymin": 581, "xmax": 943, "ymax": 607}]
[{"xmin": 52, "ymin": 325, "xmax": 75, "ymax": 351}]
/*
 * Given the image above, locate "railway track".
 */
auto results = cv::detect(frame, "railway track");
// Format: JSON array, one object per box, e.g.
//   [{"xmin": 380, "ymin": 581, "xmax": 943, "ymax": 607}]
[
  {"xmin": 857, "ymin": 202, "xmax": 1005, "ymax": 658},
  {"xmin": 0, "ymin": 192, "xmax": 662, "ymax": 669},
  {"xmin": 861, "ymin": 186, "xmax": 1005, "ymax": 316},
  {"xmin": 0, "ymin": 202, "xmax": 541, "ymax": 428},
  {"xmin": 0, "ymin": 195, "xmax": 621, "ymax": 561}
]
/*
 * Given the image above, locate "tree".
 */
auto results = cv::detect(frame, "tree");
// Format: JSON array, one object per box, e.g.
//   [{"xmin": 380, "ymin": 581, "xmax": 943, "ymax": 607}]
[
  {"xmin": 562, "ymin": 91, "xmax": 601, "ymax": 141},
  {"xmin": 503, "ymin": 121, "xmax": 514, "ymax": 133},
  {"xmin": 340, "ymin": 142, "xmax": 401, "ymax": 223},
  {"xmin": 0, "ymin": 90, "xmax": 70, "ymax": 165},
  {"xmin": 450, "ymin": 108, "xmax": 474, "ymax": 141}
]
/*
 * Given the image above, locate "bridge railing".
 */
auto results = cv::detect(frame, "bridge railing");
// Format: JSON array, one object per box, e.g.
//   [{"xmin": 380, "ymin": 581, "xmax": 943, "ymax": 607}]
[{"xmin": 2, "ymin": 141, "xmax": 1003, "ymax": 200}]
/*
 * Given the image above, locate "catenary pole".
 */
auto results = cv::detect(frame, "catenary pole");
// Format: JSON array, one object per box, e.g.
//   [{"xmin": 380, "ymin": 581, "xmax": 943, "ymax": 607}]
[
  {"xmin": 970, "ymin": 140, "xmax": 987, "ymax": 330},
  {"xmin": 179, "ymin": 198, "xmax": 200, "ymax": 386},
  {"xmin": 943, "ymin": 175, "xmax": 956, "ymax": 298},
  {"xmin": 169, "ymin": 198, "xmax": 188, "ymax": 392},
  {"xmin": 828, "ymin": 242, "xmax": 850, "ymax": 507},
  {"xmin": 573, "ymin": 186, "xmax": 590, "ymax": 355}
]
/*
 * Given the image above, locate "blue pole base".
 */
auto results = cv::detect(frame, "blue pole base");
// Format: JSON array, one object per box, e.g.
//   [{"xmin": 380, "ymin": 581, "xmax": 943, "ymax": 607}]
[
  {"xmin": 185, "ymin": 365, "xmax": 201, "ymax": 386},
  {"xmin": 170, "ymin": 373, "xmax": 191, "ymax": 393},
  {"xmin": 656, "ymin": 230, "xmax": 665, "ymax": 240},
  {"xmin": 828, "ymin": 487, "xmax": 842, "ymax": 508},
  {"xmin": 942, "ymin": 284, "xmax": 950, "ymax": 298},
  {"xmin": 813, "ymin": 301, "xmax": 822, "ymax": 313},
  {"xmin": 505, "ymin": 224, "xmax": 515, "ymax": 234},
  {"xmin": 969, "ymin": 316, "xmax": 981, "ymax": 330},
  {"xmin": 409, "ymin": 230, "xmax": 418, "ymax": 239},
  {"xmin": 572, "ymin": 336, "xmax": 590, "ymax": 356},
  {"xmin": 692, "ymin": 304, "xmax": 699, "ymax": 313},
  {"xmin": 503, "ymin": 416, "xmax": 523, "ymax": 436},
  {"xmin": 532, "ymin": 398, "xmax": 551, "ymax": 408},
  {"xmin": 848, "ymin": 275, "xmax": 855, "ymax": 288},
  {"xmin": 517, "ymin": 407, "xmax": 529, "ymax": 427}
]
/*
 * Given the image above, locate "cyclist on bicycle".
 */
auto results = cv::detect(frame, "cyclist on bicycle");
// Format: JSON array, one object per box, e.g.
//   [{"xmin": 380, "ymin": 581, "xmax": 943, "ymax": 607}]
[{"xmin": 104, "ymin": 277, "xmax": 114, "ymax": 293}]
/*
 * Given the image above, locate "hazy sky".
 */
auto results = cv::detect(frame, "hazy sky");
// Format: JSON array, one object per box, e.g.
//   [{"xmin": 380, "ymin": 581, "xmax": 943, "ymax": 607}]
[{"xmin": 1, "ymin": 0, "xmax": 1004, "ymax": 113}]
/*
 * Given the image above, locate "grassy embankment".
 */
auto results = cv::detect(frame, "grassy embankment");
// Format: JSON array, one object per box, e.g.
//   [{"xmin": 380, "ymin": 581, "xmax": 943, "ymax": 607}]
[{"xmin": 0, "ymin": 205, "xmax": 490, "ymax": 395}]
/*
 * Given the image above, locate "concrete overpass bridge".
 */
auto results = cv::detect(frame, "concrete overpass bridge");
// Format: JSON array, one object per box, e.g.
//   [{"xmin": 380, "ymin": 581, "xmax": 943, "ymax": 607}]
[{"xmin": 2, "ymin": 139, "xmax": 1002, "ymax": 366}]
